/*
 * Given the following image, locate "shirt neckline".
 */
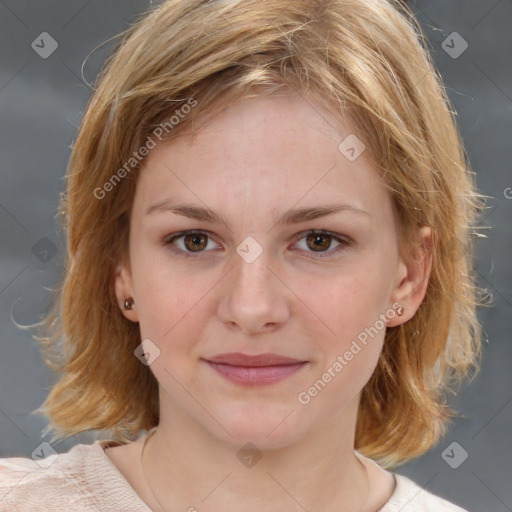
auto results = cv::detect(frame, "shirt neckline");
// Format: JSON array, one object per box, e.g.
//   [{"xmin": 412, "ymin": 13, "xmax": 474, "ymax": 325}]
[
  {"xmin": 354, "ymin": 451, "xmax": 399, "ymax": 511},
  {"xmin": 90, "ymin": 439, "xmax": 153, "ymax": 511},
  {"xmin": 90, "ymin": 439, "xmax": 399, "ymax": 511}
]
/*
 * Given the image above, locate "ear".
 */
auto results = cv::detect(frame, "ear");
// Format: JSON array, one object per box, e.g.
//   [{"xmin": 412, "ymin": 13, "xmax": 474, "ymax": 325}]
[
  {"xmin": 386, "ymin": 225, "xmax": 433, "ymax": 327},
  {"xmin": 114, "ymin": 258, "xmax": 139, "ymax": 323}
]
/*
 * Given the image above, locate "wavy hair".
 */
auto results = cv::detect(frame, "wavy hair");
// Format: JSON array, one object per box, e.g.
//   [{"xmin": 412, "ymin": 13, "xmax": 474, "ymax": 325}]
[{"xmin": 30, "ymin": 0, "xmax": 490, "ymax": 469}]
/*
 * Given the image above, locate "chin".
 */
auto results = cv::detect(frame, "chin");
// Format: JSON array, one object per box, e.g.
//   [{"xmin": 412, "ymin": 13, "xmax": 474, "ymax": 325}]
[{"xmin": 210, "ymin": 406, "xmax": 308, "ymax": 451}]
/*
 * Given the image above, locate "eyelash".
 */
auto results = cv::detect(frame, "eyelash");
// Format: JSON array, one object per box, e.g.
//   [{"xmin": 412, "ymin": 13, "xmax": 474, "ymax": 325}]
[{"xmin": 163, "ymin": 229, "xmax": 352, "ymax": 259}]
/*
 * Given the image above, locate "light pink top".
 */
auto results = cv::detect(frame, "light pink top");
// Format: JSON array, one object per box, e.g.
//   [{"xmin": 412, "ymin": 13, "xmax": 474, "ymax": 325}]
[{"xmin": 0, "ymin": 440, "xmax": 468, "ymax": 511}]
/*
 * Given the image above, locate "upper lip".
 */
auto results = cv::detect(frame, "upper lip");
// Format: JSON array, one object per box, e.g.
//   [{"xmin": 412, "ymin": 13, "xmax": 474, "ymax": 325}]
[{"xmin": 203, "ymin": 353, "xmax": 305, "ymax": 367}]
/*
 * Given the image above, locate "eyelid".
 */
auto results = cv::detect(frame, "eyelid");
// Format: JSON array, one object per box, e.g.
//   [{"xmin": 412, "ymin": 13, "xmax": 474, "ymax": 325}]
[
  {"xmin": 163, "ymin": 229, "xmax": 352, "ymax": 258},
  {"xmin": 291, "ymin": 229, "xmax": 352, "ymax": 258},
  {"xmin": 163, "ymin": 230, "xmax": 221, "ymax": 257}
]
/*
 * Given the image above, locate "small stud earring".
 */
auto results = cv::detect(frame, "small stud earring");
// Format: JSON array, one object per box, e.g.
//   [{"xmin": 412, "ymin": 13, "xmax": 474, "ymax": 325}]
[
  {"xmin": 124, "ymin": 298, "xmax": 134, "ymax": 310},
  {"xmin": 396, "ymin": 305, "xmax": 404, "ymax": 316}
]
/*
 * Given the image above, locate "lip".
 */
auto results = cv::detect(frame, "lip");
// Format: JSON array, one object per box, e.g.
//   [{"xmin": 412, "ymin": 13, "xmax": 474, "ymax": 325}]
[
  {"xmin": 202, "ymin": 353, "xmax": 308, "ymax": 386},
  {"xmin": 204, "ymin": 352, "xmax": 304, "ymax": 366}
]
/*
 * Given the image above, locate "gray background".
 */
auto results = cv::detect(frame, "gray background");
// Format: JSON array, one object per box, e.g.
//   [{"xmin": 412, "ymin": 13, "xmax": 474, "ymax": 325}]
[{"xmin": 0, "ymin": 1, "xmax": 511, "ymax": 510}]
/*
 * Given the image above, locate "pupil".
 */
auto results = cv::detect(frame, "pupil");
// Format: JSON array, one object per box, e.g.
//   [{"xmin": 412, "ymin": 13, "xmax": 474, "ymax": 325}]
[
  {"xmin": 308, "ymin": 233, "xmax": 330, "ymax": 251},
  {"xmin": 186, "ymin": 233, "xmax": 206, "ymax": 251}
]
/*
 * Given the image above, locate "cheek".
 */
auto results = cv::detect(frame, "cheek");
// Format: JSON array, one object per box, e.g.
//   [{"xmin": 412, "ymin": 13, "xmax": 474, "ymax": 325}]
[
  {"xmin": 300, "ymin": 268, "xmax": 385, "ymax": 337},
  {"xmin": 297, "ymin": 266, "xmax": 388, "ymax": 377},
  {"xmin": 304, "ymin": 281, "xmax": 386, "ymax": 407},
  {"xmin": 132, "ymin": 258, "xmax": 215, "ymax": 349}
]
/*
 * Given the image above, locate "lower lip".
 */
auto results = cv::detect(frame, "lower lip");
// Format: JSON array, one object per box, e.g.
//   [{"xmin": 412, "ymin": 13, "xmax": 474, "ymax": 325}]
[{"xmin": 205, "ymin": 361, "xmax": 307, "ymax": 386}]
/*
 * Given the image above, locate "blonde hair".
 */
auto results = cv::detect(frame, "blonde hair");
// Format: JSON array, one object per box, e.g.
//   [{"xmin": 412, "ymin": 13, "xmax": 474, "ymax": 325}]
[{"xmin": 31, "ymin": 0, "xmax": 490, "ymax": 469}]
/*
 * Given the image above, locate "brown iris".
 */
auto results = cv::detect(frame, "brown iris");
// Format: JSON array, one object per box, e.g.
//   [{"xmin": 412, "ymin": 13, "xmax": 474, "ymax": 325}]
[
  {"xmin": 306, "ymin": 232, "xmax": 332, "ymax": 252},
  {"xmin": 183, "ymin": 233, "xmax": 209, "ymax": 252}
]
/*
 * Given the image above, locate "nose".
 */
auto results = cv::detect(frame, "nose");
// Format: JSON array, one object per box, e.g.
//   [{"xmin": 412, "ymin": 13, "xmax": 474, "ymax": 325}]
[{"xmin": 217, "ymin": 246, "xmax": 290, "ymax": 334}]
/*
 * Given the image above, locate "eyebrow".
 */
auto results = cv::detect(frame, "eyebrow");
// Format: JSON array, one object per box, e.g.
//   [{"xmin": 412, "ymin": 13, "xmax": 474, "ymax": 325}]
[{"xmin": 145, "ymin": 200, "xmax": 370, "ymax": 228}]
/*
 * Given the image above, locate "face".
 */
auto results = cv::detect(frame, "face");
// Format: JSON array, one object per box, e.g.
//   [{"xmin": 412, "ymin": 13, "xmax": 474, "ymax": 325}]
[{"xmin": 115, "ymin": 93, "xmax": 430, "ymax": 450}]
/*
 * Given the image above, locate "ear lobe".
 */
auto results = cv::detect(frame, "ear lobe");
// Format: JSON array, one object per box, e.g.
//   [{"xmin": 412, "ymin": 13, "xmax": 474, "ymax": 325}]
[
  {"xmin": 387, "ymin": 226, "xmax": 433, "ymax": 327},
  {"xmin": 114, "ymin": 261, "xmax": 139, "ymax": 322}
]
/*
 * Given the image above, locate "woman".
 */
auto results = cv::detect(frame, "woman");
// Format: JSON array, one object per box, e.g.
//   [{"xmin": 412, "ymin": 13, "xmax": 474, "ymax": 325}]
[{"xmin": 0, "ymin": 0, "xmax": 487, "ymax": 510}]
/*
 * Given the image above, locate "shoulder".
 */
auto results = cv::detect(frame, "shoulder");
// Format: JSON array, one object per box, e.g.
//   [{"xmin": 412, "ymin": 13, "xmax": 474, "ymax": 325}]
[
  {"xmin": 379, "ymin": 473, "xmax": 469, "ymax": 512},
  {"xmin": 0, "ymin": 440, "xmax": 149, "ymax": 511},
  {"xmin": 0, "ymin": 443, "xmax": 96, "ymax": 511}
]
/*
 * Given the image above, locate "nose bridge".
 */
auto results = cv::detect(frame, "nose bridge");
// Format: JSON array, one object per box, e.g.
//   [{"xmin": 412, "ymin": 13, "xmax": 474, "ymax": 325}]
[
  {"xmin": 231, "ymin": 241, "xmax": 274, "ymax": 300},
  {"xmin": 218, "ymin": 239, "xmax": 289, "ymax": 332}
]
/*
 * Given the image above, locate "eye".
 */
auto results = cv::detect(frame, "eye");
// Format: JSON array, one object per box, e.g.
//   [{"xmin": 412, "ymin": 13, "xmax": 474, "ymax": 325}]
[
  {"xmin": 163, "ymin": 229, "xmax": 352, "ymax": 258},
  {"xmin": 164, "ymin": 230, "xmax": 219, "ymax": 257},
  {"xmin": 293, "ymin": 230, "xmax": 351, "ymax": 258}
]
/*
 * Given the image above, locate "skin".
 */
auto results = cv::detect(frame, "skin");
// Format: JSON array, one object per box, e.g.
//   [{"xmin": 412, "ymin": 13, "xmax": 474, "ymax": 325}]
[{"xmin": 111, "ymin": 92, "xmax": 432, "ymax": 512}]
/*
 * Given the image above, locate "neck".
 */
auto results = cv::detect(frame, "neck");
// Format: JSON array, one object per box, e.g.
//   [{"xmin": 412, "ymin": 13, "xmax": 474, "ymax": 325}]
[{"xmin": 140, "ymin": 393, "xmax": 371, "ymax": 512}]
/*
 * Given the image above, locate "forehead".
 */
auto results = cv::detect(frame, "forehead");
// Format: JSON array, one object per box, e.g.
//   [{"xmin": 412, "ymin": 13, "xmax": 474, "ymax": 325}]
[{"xmin": 133, "ymin": 93, "xmax": 391, "ymax": 222}]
